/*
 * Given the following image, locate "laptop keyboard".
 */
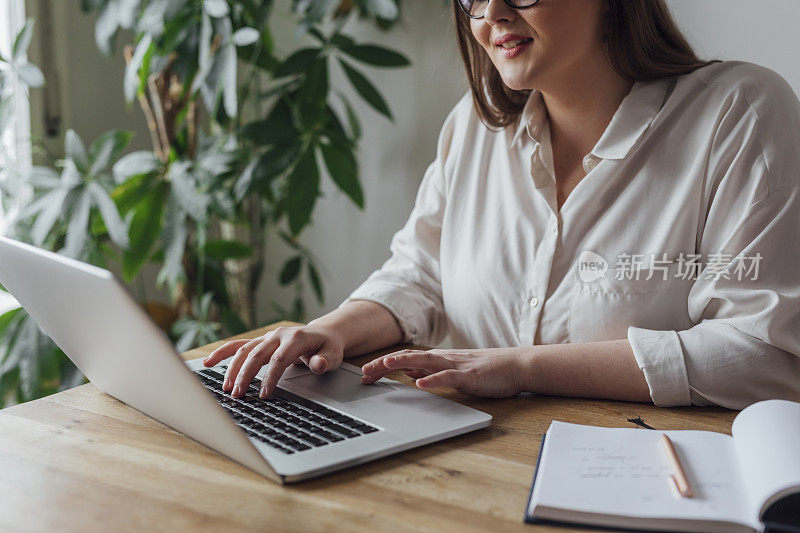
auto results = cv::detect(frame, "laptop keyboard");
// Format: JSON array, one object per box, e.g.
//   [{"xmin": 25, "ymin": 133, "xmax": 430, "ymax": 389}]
[{"xmin": 194, "ymin": 366, "xmax": 379, "ymax": 454}]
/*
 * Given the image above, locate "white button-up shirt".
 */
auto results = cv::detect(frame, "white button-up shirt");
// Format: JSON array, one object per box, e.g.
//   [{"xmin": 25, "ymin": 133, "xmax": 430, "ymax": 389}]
[{"xmin": 343, "ymin": 61, "xmax": 800, "ymax": 409}]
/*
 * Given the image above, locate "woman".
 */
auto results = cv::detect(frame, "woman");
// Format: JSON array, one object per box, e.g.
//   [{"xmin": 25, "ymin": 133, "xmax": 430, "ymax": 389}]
[{"xmin": 205, "ymin": 0, "xmax": 800, "ymax": 410}]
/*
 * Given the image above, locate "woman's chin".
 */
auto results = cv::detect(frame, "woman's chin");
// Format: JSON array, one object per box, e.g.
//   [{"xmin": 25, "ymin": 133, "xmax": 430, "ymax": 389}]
[{"xmin": 499, "ymin": 75, "xmax": 536, "ymax": 92}]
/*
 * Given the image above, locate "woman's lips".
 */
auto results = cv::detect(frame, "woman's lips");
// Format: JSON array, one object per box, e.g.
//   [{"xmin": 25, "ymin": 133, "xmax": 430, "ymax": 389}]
[{"xmin": 497, "ymin": 38, "xmax": 533, "ymax": 59}]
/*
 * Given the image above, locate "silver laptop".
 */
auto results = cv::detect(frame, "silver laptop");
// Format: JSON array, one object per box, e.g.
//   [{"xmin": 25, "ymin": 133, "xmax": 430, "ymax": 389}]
[{"xmin": 0, "ymin": 236, "xmax": 491, "ymax": 483}]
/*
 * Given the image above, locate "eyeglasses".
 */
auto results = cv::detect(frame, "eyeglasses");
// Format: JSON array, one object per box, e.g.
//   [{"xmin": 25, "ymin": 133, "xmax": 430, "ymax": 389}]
[{"xmin": 457, "ymin": 0, "xmax": 541, "ymax": 20}]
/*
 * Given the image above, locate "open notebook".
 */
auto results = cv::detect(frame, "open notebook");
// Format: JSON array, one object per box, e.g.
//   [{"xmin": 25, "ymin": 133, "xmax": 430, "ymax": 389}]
[{"xmin": 525, "ymin": 400, "xmax": 800, "ymax": 532}]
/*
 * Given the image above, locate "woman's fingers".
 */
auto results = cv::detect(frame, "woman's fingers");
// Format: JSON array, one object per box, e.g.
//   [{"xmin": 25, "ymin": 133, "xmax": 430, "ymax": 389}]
[
  {"xmin": 203, "ymin": 339, "xmax": 249, "ymax": 367},
  {"xmin": 361, "ymin": 350, "xmax": 455, "ymax": 383},
  {"xmin": 362, "ymin": 350, "xmax": 454, "ymax": 374},
  {"xmin": 259, "ymin": 343, "xmax": 301, "ymax": 398},
  {"xmin": 404, "ymin": 370, "xmax": 430, "ymax": 379},
  {"xmin": 416, "ymin": 369, "xmax": 465, "ymax": 390},
  {"xmin": 232, "ymin": 335, "xmax": 280, "ymax": 397},
  {"xmin": 223, "ymin": 337, "xmax": 265, "ymax": 392}
]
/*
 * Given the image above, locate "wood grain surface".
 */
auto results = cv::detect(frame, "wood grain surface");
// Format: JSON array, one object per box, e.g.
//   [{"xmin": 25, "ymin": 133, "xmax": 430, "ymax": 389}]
[{"xmin": 0, "ymin": 322, "xmax": 737, "ymax": 532}]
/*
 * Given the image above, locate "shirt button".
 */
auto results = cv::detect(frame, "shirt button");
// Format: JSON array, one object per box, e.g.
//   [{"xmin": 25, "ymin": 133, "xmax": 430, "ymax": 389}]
[
  {"xmin": 550, "ymin": 220, "xmax": 558, "ymax": 232},
  {"xmin": 529, "ymin": 297, "xmax": 539, "ymax": 308}
]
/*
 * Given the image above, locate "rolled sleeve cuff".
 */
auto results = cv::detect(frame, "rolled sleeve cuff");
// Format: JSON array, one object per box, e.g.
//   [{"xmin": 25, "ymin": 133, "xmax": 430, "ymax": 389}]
[
  {"xmin": 627, "ymin": 326, "xmax": 692, "ymax": 407},
  {"xmin": 339, "ymin": 282, "xmax": 430, "ymax": 345}
]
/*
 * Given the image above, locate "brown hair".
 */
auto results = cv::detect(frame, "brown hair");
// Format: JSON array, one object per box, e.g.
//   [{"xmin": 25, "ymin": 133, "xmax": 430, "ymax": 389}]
[{"xmin": 454, "ymin": 0, "xmax": 720, "ymax": 128}]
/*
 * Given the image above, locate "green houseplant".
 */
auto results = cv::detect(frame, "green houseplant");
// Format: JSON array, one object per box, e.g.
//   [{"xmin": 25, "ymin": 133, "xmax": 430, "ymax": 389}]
[{"xmin": 0, "ymin": 0, "xmax": 410, "ymax": 407}]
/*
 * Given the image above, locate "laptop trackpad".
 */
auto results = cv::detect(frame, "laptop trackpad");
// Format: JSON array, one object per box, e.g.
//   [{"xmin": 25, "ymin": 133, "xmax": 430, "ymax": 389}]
[{"xmin": 286, "ymin": 367, "xmax": 394, "ymax": 403}]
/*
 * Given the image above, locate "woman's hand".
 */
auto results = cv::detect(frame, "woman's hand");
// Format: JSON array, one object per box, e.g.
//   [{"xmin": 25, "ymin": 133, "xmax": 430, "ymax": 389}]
[
  {"xmin": 360, "ymin": 347, "xmax": 528, "ymax": 398},
  {"xmin": 202, "ymin": 325, "xmax": 345, "ymax": 399}
]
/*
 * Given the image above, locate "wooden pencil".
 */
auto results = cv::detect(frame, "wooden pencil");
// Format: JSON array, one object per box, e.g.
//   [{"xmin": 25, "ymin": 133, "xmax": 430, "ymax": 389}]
[{"xmin": 661, "ymin": 434, "xmax": 694, "ymax": 498}]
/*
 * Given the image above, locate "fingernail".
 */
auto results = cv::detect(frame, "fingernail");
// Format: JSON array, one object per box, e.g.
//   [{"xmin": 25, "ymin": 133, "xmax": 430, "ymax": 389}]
[
  {"xmin": 259, "ymin": 389, "xmax": 266, "ymax": 399},
  {"xmin": 232, "ymin": 384, "xmax": 241, "ymax": 396},
  {"xmin": 223, "ymin": 378, "xmax": 231, "ymax": 390}
]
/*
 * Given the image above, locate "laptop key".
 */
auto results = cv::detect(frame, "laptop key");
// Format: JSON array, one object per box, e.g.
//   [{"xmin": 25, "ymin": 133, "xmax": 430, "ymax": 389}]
[
  {"xmin": 329, "ymin": 425, "xmax": 359, "ymax": 438},
  {"xmin": 303, "ymin": 436, "xmax": 328, "ymax": 447},
  {"xmin": 195, "ymin": 369, "xmax": 381, "ymax": 452},
  {"xmin": 284, "ymin": 438, "xmax": 311, "ymax": 452},
  {"xmin": 311, "ymin": 429, "xmax": 344, "ymax": 442}
]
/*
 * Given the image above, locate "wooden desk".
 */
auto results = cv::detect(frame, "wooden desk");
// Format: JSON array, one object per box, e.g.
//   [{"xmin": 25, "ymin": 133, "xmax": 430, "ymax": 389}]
[{"xmin": 0, "ymin": 322, "xmax": 736, "ymax": 532}]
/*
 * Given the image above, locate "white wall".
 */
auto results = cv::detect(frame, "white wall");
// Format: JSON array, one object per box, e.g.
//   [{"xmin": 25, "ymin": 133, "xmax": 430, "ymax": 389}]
[{"xmin": 666, "ymin": 0, "xmax": 800, "ymax": 96}]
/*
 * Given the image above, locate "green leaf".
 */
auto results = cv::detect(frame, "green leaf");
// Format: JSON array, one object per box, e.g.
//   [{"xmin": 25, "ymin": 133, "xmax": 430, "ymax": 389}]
[
  {"xmin": 0, "ymin": 308, "xmax": 22, "ymax": 335},
  {"xmin": 279, "ymin": 256, "xmax": 302, "ymax": 285},
  {"xmin": 168, "ymin": 161, "xmax": 209, "ymax": 222},
  {"xmin": 123, "ymin": 182, "xmax": 167, "ymax": 282},
  {"xmin": 30, "ymin": 188, "xmax": 69, "ymax": 246},
  {"xmin": 232, "ymin": 27, "xmax": 259, "ymax": 47},
  {"xmin": 204, "ymin": 0, "xmax": 229, "ymax": 18},
  {"xmin": 94, "ymin": 2, "xmax": 119, "ymax": 57},
  {"xmin": 294, "ymin": 0, "xmax": 338, "ymax": 26},
  {"xmin": 324, "ymin": 105, "xmax": 353, "ymax": 148},
  {"xmin": 235, "ymin": 146, "xmax": 299, "ymax": 201},
  {"xmin": 274, "ymin": 47, "xmax": 321, "ymax": 78},
  {"xmin": 307, "ymin": 261, "xmax": 324, "ymax": 304},
  {"xmin": 240, "ymin": 119, "xmax": 298, "ymax": 147},
  {"xmin": 291, "ymin": 295, "xmax": 305, "ymax": 322},
  {"xmin": 219, "ymin": 20, "xmax": 238, "ymax": 117},
  {"xmin": 15, "ymin": 63, "xmax": 45, "ymax": 88},
  {"xmin": 341, "ymin": 95, "xmax": 362, "ymax": 140},
  {"xmin": 364, "ymin": 0, "xmax": 400, "ymax": 20},
  {"xmin": 203, "ymin": 240, "xmax": 254, "ymax": 261},
  {"xmin": 330, "ymin": 34, "xmax": 356, "ymax": 49},
  {"xmin": 125, "ymin": 34, "xmax": 152, "ymax": 103},
  {"xmin": 62, "ymin": 189, "xmax": 92, "ymax": 258},
  {"xmin": 112, "ymin": 150, "xmax": 160, "ymax": 184},
  {"xmin": 319, "ymin": 141, "xmax": 363, "ymax": 208},
  {"xmin": 174, "ymin": 320, "xmax": 200, "ymax": 352},
  {"xmin": 201, "ymin": 256, "xmax": 231, "ymax": 307},
  {"xmin": 339, "ymin": 59, "xmax": 393, "ymax": 120},
  {"xmin": 88, "ymin": 136, "xmax": 116, "ymax": 177},
  {"xmin": 285, "ymin": 147, "xmax": 320, "ymax": 235},
  {"xmin": 338, "ymin": 44, "xmax": 410, "ymax": 67},
  {"xmin": 89, "ymin": 130, "xmax": 134, "ymax": 163},
  {"xmin": 307, "ymin": 28, "xmax": 327, "ymax": 45},
  {"xmin": 111, "ymin": 171, "xmax": 156, "ymax": 216},
  {"xmin": 299, "ymin": 57, "xmax": 329, "ymax": 105},
  {"xmin": 12, "ymin": 19, "xmax": 34, "ymax": 60},
  {"xmin": 157, "ymin": 194, "xmax": 188, "ymax": 290},
  {"xmin": 87, "ymin": 181, "xmax": 130, "ymax": 249},
  {"xmin": 65, "ymin": 129, "xmax": 89, "ymax": 172}
]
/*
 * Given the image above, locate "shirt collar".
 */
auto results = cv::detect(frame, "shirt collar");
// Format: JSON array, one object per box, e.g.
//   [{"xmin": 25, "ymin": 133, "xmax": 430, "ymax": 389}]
[
  {"xmin": 511, "ymin": 89, "xmax": 547, "ymax": 147},
  {"xmin": 511, "ymin": 77, "xmax": 673, "ymax": 160}
]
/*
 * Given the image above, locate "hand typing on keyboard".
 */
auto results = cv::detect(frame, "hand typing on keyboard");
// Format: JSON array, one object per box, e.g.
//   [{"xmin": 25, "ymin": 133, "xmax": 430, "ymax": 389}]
[{"xmin": 203, "ymin": 325, "xmax": 346, "ymax": 399}]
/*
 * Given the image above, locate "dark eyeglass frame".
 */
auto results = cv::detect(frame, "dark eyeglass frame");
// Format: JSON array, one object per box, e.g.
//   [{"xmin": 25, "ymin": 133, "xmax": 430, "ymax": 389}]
[{"xmin": 456, "ymin": 0, "xmax": 542, "ymax": 20}]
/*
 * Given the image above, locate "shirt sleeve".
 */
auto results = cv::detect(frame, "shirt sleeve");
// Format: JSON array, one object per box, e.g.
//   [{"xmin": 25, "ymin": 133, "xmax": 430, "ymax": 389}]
[
  {"xmin": 339, "ymin": 102, "xmax": 460, "ymax": 346},
  {"xmin": 628, "ymin": 69, "xmax": 800, "ymax": 409}
]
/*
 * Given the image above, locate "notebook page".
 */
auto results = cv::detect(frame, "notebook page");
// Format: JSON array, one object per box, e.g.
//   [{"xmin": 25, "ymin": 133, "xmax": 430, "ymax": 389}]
[
  {"xmin": 530, "ymin": 421, "xmax": 755, "ymax": 528},
  {"xmin": 732, "ymin": 399, "xmax": 800, "ymax": 518}
]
